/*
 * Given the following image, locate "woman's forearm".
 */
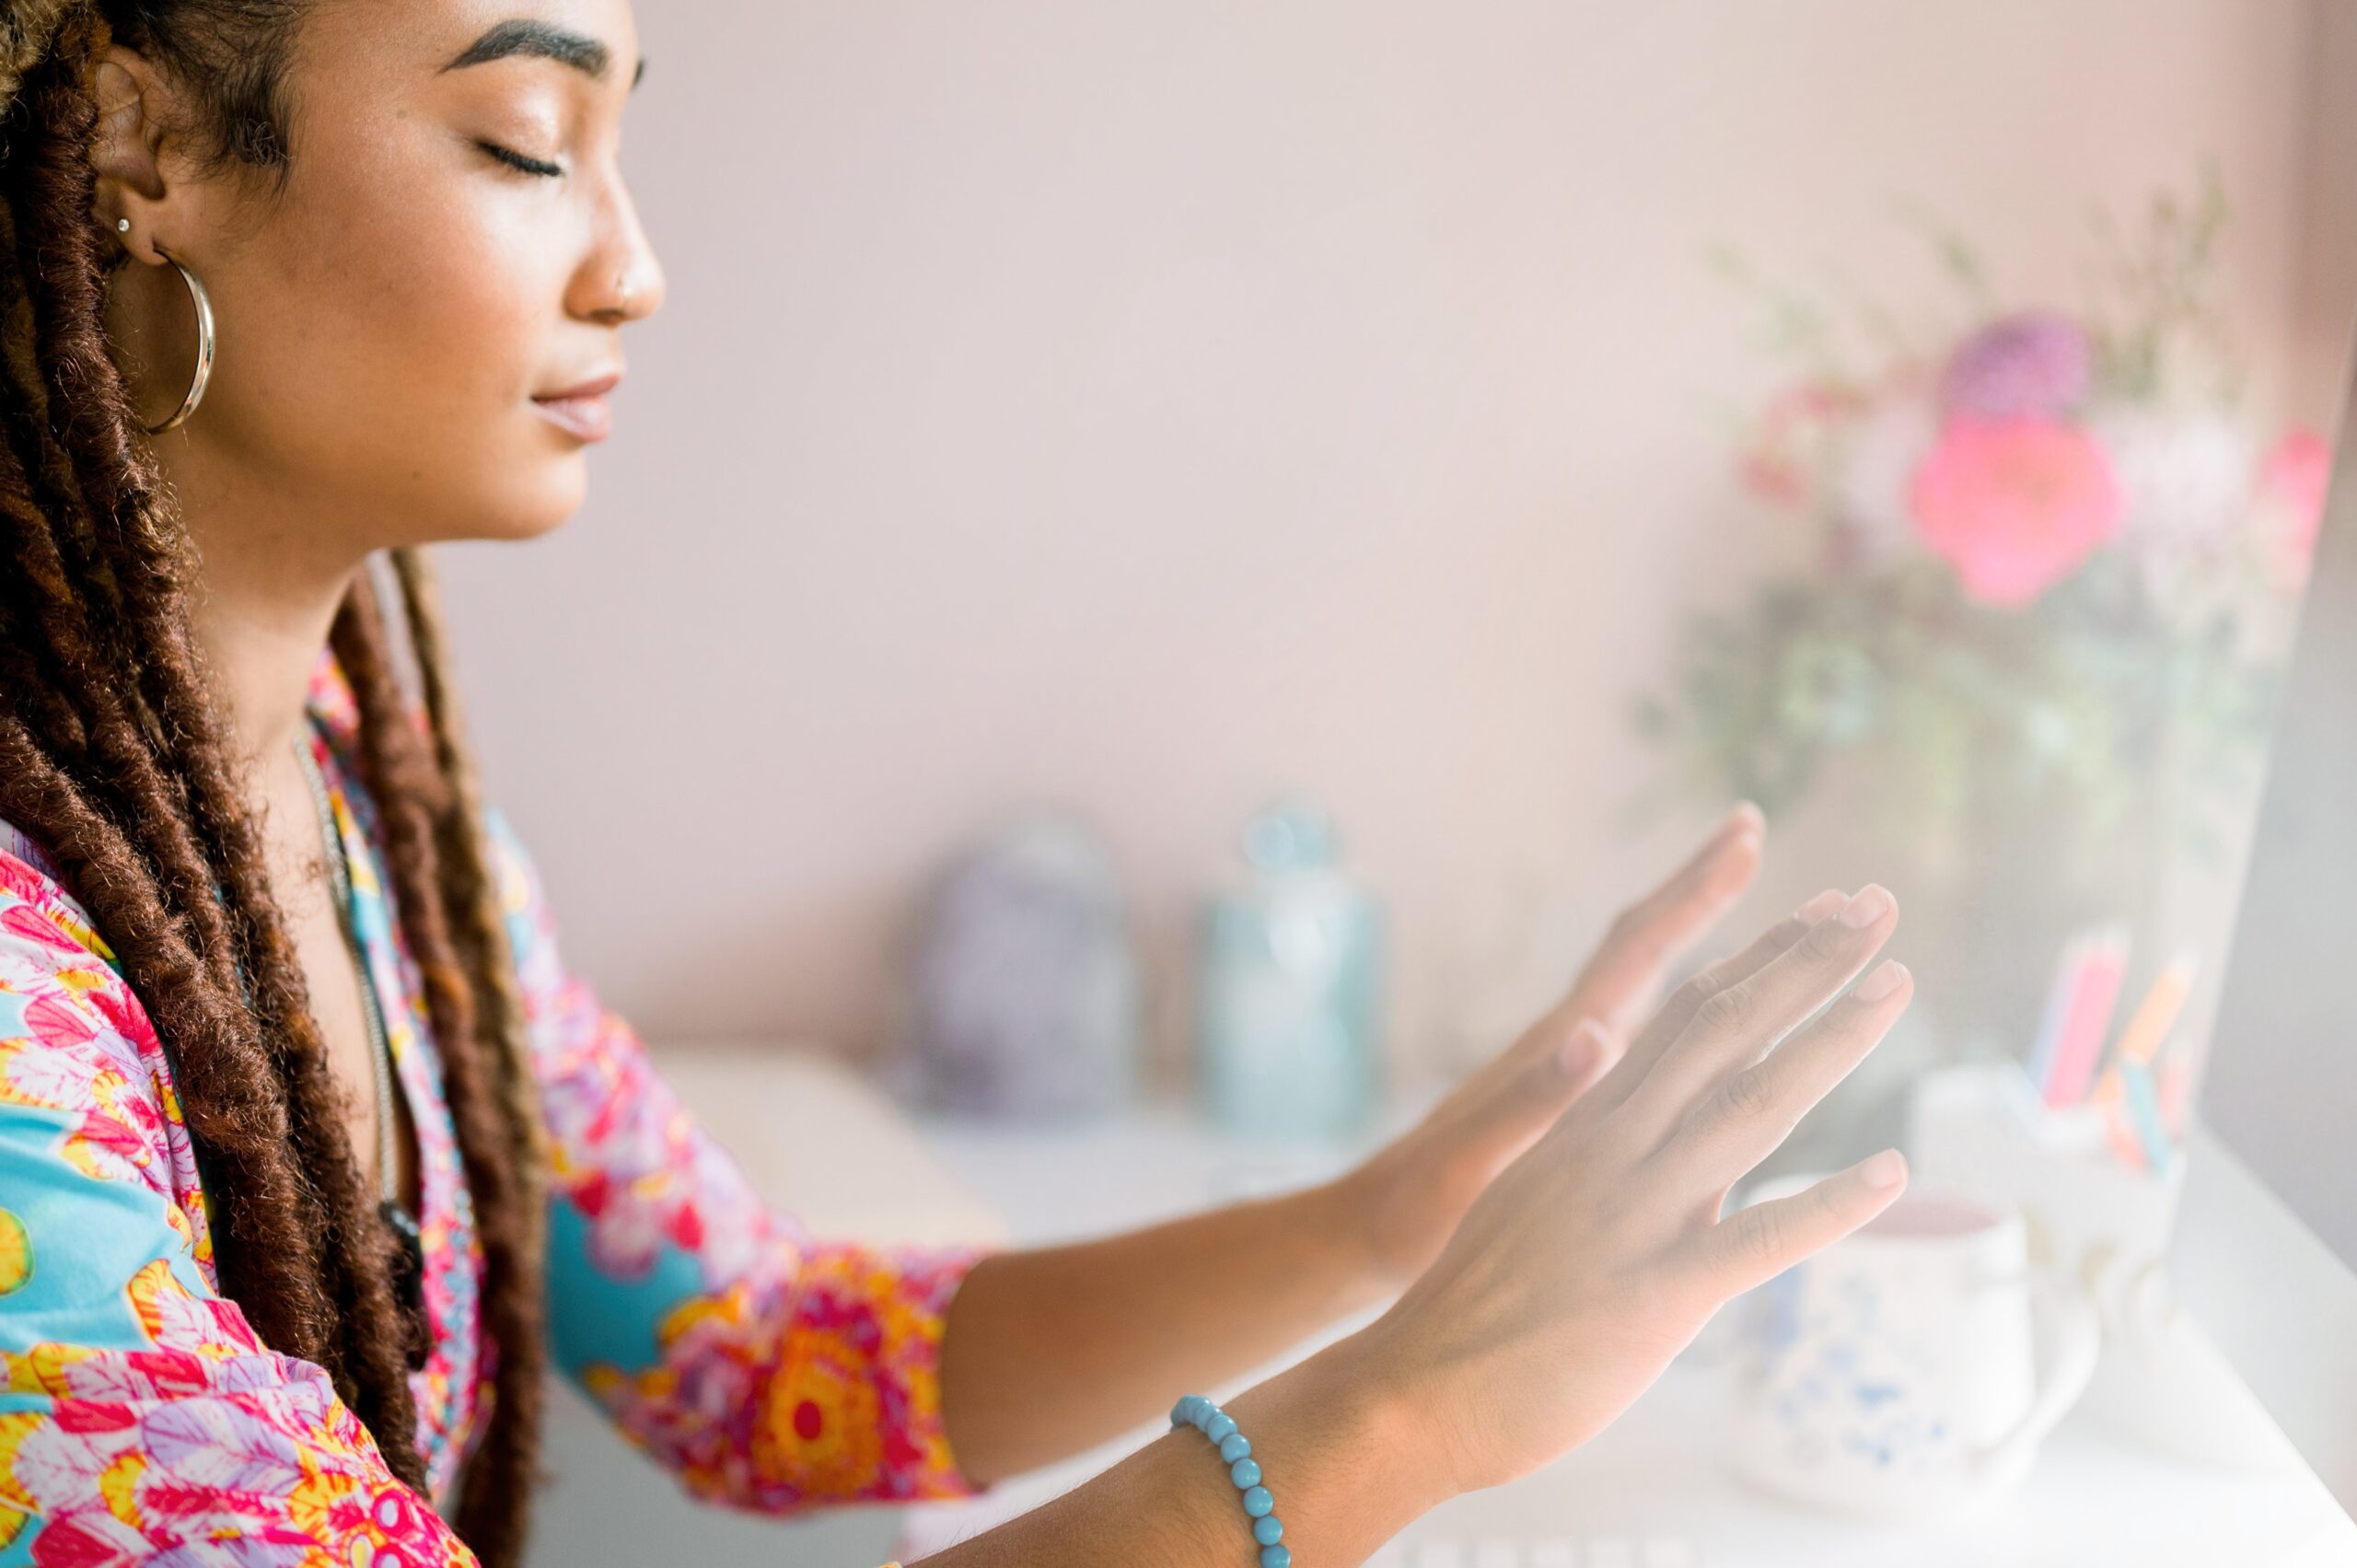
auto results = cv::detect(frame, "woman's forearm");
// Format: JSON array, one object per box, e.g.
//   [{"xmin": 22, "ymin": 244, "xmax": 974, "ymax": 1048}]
[
  {"xmin": 937, "ymin": 1175, "xmax": 1388, "ymax": 1483},
  {"xmin": 928, "ymin": 1332, "xmax": 1442, "ymax": 1568}
]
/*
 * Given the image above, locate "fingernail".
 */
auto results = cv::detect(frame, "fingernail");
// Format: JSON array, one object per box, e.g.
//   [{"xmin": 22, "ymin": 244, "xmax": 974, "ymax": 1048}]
[
  {"xmin": 1728, "ymin": 801, "xmax": 1765, "ymax": 837},
  {"xmin": 1554, "ymin": 1019, "xmax": 1605, "ymax": 1074},
  {"xmin": 1861, "ymin": 1148, "xmax": 1908, "ymax": 1190},
  {"xmin": 1838, "ymin": 885, "xmax": 1894, "ymax": 929},
  {"xmin": 1794, "ymin": 889, "xmax": 1845, "ymax": 924},
  {"xmin": 1852, "ymin": 959, "xmax": 1908, "ymax": 1003}
]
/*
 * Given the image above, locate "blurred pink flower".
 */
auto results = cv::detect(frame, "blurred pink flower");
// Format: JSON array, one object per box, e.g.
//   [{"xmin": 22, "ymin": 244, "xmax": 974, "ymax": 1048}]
[
  {"xmin": 1910, "ymin": 415, "xmax": 2122, "ymax": 608},
  {"xmin": 2258, "ymin": 426, "xmax": 2331, "ymax": 563},
  {"xmin": 1939, "ymin": 311, "xmax": 2092, "ymax": 421},
  {"xmin": 1737, "ymin": 378, "xmax": 1870, "ymax": 510}
]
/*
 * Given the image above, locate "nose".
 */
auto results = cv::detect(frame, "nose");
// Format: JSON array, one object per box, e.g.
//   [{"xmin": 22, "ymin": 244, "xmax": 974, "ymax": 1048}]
[{"xmin": 574, "ymin": 176, "xmax": 666, "ymax": 327}]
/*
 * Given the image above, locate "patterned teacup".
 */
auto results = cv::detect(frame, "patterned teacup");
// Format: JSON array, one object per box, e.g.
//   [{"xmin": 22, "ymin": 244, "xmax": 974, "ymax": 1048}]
[{"xmin": 1729, "ymin": 1179, "xmax": 2100, "ymax": 1516}]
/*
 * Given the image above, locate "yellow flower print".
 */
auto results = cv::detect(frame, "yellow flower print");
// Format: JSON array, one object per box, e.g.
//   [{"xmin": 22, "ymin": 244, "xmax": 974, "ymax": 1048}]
[
  {"xmin": 0, "ymin": 1208, "xmax": 28, "ymax": 1295},
  {"xmin": 4, "ymin": 1342, "xmax": 100, "ymax": 1397},
  {"xmin": 126, "ymin": 1257, "xmax": 253, "ymax": 1358},
  {"xmin": 0, "ymin": 1411, "xmax": 44, "ymax": 1514},
  {"xmin": 754, "ymin": 1329, "xmax": 884, "ymax": 1496},
  {"xmin": 98, "ymin": 1449, "xmax": 146, "ymax": 1527}
]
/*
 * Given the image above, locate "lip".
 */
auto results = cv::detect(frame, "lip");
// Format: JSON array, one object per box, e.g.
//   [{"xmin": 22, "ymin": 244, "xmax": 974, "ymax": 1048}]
[{"xmin": 532, "ymin": 370, "xmax": 623, "ymax": 444}]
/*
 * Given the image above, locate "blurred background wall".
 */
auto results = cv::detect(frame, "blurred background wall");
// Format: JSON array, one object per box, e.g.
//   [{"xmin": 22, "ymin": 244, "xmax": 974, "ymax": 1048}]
[{"xmin": 437, "ymin": 0, "xmax": 2353, "ymax": 1078}]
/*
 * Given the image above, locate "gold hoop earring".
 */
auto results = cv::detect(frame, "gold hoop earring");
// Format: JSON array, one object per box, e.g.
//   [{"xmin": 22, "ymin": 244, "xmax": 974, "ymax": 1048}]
[{"xmin": 142, "ymin": 246, "xmax": 215, "ymax": 435}]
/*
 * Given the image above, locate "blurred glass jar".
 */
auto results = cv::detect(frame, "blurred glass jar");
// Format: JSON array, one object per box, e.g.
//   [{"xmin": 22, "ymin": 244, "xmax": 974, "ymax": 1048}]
[
  {"xmin": 897, "ymin": 811, "xmax": 1141, "ymax": 1121},
  {"xmin": 1197, "ymin": 801, "xmax": 1384, "ymax": 1136}
]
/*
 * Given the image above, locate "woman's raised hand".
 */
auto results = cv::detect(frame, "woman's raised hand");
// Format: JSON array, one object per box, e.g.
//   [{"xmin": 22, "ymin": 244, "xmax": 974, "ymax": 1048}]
[
  {"xmin": 1361, "ymin": 884, "xmax": 1913, "ymax": 1495},
  {"xmin": 1339, "ymin": 804, "xmax": 1770, "ymax": 1291},
  {"xmin": 915, "ymin": 859, "xmax": 1913, "ymax": 1568}
]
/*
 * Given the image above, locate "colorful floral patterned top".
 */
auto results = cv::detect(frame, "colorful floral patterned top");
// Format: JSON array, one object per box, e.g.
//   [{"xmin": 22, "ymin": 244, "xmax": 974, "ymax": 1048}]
[{"xmin": 0, "ymin": 651, "xmax": 987, "ymax": 1565}]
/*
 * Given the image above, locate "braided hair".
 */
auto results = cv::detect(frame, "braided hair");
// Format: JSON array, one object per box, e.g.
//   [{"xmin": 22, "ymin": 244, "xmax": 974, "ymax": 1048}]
[{"xmin": 0, "ymin": 5, "xmax": 545, "ymax": 1560}]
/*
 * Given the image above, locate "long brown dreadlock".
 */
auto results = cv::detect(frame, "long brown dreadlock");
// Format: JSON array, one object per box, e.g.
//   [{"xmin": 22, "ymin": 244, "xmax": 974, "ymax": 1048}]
[{"xmin": 0, "ymin": 4, "xmax": 546, "ymax": 1561}]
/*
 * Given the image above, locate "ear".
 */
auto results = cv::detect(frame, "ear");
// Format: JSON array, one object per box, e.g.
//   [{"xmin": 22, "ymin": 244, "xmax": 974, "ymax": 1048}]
[{"xmin": 87, "ymin": 47, "xmax": 179, "ymax": 265}]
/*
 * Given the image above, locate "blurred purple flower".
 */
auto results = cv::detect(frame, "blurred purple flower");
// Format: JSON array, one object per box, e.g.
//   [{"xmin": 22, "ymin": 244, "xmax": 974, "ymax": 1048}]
[{"xmin": 1938, "ymin": 311, "xmax": 2093, "ymax": 421}]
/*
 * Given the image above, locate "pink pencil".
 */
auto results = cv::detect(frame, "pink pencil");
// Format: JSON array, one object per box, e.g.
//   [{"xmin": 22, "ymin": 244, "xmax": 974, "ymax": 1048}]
[{"xmin": 2045, "ymin": 930, "xmax": 2128, "ymax": 1108}]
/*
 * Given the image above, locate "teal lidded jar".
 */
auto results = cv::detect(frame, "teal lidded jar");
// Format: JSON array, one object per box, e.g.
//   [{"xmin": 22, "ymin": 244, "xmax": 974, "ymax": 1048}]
[{"xmin": 1197, "ymin": 801, "xmax": 1383, "ymax": 1136}]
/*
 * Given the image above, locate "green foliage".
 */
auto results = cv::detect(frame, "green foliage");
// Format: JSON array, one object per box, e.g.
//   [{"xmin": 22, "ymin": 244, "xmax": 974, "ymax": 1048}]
[{"xmin": 1634, "ymin": 558, "xmax": 2282, "ymax": 854}]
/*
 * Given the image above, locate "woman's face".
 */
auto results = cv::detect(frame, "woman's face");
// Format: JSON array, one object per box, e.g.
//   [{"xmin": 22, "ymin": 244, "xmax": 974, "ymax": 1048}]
[{"xmin": 98, "ymin": 0, "xmax": 663, "ymax": 555}]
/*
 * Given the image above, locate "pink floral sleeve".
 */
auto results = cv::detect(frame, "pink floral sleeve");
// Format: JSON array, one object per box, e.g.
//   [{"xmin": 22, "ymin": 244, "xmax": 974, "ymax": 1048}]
[{"xmin": 488, "ymin": 811, "xmax": 991, "ymax": 1513}]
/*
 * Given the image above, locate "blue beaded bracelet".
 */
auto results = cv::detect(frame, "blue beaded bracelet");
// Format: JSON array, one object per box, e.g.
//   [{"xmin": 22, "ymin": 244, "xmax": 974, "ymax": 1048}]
[{"xmin": 1171, "ymin": 1395, "xmax": 1290, "ymax": 1568}]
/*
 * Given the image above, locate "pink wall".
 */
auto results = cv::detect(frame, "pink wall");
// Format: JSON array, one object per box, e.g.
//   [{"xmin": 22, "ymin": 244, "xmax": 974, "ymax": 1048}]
[{"xmin": 436, "ymin": 0, "xmax": 2328, "ymax": 1075}]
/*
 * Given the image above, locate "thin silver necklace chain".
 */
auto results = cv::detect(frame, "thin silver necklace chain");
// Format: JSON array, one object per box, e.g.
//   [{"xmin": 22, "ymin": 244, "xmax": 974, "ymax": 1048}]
[
  {"xmin": 291, "ymin": 732, "xmax": 401, "ymax": 1207},
  {"xmin": 289, "ymin": 731, "xmax": 428, "ymax": 1362}
]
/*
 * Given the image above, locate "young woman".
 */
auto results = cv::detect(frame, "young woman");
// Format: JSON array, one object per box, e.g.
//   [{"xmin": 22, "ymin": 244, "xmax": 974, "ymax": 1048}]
[{"xmin": 0, "ymin": 3, "xmax": 1916, "ymax": 1564}]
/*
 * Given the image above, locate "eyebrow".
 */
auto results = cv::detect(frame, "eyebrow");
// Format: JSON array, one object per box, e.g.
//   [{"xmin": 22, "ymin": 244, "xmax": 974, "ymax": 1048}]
[{"xmin": 444, "ymin": 18, "xmax": 646, "ymax": 88}]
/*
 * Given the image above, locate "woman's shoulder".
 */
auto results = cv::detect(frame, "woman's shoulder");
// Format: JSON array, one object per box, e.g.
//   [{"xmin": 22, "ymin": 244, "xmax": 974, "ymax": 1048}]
[
  {"xmin": 0, "ymin": 814, "xmax": 122, "ymax": 975},
  {"xmin": 0, "ymin": 818, "xmax": 65, "ymax": 886},
  {"xmin": 0, "ymin": 808, "xmax": 206, "ymax": 1259}
]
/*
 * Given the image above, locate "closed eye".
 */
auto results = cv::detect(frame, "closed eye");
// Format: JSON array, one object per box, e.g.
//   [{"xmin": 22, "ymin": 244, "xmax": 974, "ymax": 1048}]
[{"xmin": 479, "ymin": 141, "xmax": 564, "ymax": 179}]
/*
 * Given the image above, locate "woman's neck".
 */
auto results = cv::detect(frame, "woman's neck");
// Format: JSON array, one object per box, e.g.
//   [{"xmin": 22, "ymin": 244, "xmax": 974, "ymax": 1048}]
[
  {"xmin": 190, "ymin": 583, "xmax": 348, "ymax": 762},
  {"xmin": 175, "ymin": 474, "xmax": 369, "ymax": 766}
]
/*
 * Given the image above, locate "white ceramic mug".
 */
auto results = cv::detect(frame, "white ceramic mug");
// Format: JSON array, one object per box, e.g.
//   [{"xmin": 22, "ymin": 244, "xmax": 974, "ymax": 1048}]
[{"xmin": 1727, "ymin": 1178, "xmax": 2100, "ymax": 1516}]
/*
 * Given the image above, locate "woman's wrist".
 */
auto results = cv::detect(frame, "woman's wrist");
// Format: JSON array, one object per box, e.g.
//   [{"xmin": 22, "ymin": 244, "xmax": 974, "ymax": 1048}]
[
  {"xmin": 1316, "ymin": 1152, "xmax": 1443, "ymax": 1304},
  {"xmin": 925, "ymin": 1329, "xmax": 1449, "ymax": 1568},
  {"xmin": 1213, "ymin": 1328, "xmax": 1457, "ymax": 1561},
  {"xmin": 1278, "ymin": 1173, "xmax": 1403, "ymax": 1317}
]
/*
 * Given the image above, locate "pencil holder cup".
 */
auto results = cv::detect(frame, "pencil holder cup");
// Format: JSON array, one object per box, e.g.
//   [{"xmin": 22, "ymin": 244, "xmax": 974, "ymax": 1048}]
[{"xmin": 1906, "ymin": 1061, "xmax": 2185, "ymax": 1442}]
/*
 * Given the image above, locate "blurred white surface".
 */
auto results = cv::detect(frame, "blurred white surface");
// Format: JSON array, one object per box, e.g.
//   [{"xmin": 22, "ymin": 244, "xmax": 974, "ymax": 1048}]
[
  {"xmin": 647, "ymin": 1043, "xmax": 1010, "ymax": 1246},
  {"xmin": 529, "ymin": 1048, "xmax": 2354, "ymax": 1567},
  {"xmin": 906, "ymin": 1084, "xmax": 2357, "ymax": 1566}
]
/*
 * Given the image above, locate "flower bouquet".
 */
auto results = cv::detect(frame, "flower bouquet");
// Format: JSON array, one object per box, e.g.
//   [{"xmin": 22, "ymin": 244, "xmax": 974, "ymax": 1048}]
[{"xmin": 1638, "ymin": 180, "xmax": 2328, "ymax": 1057}]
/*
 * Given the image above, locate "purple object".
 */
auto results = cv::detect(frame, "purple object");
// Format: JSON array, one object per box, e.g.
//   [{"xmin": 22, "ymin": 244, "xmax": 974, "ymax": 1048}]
[
  {"xmin": 1938, "ymin": 311, "xmax": 2093, "ymax": 421},
  {"xmin": 896, "ymin": 813, "xmax": 1141, "ymax": 1120}
]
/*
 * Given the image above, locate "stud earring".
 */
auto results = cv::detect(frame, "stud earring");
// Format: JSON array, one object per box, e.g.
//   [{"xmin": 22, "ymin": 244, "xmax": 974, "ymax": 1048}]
[{"xmin": 116, "ymin": 217, "xmax": 129, "ymax": 233}]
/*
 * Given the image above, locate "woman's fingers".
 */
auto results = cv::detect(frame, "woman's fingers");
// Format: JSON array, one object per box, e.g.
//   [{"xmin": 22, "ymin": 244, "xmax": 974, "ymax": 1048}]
[
  {"xmin": 1664, "ymin": 959, "xmax": 1913, "ymax": 1188},
  {"xmin": 1605, "ymin": 803, "xmax": 1765, "ymax": 970},
  {"xmin": 1471, "ymin": 1017, "xmax": 1620, "ymax": 1152},
  {"xmin": 1552, "ymin": 1018, "xmax": 1620, "ymax": 1099},
  {"xmin": 1685, "ymin": 1149, "xmax": 1910, "ymax": 1297},
  {"xmin": 1454, "ymin": 989, "xmax": 1624, "ymax": 1118},
  {"xmin": 1619, "ymin": 887, "xmax": 1898, "ymax": 1140},
  {"xmin": 1566, "ymin": 805, "xmax": 1764, "ymax": 1031},
  {"xmin": 1353, "ymin": 1018, "xmax": 1620, "ymax": 1287},
  {"xmin": 1588, "ymin": 889, "xmax": 1845, "ymax": 1112}
]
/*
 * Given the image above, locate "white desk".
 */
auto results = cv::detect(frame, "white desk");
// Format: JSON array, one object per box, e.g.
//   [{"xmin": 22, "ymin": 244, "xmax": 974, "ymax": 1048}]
[
  {"xmin": 527, "ymin": 1050, "xmax": 2357, "ymax": 1567},
  {"xmin": 903, "ymin": 1101, "xmax": 2357, "ymax": 1568}
]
